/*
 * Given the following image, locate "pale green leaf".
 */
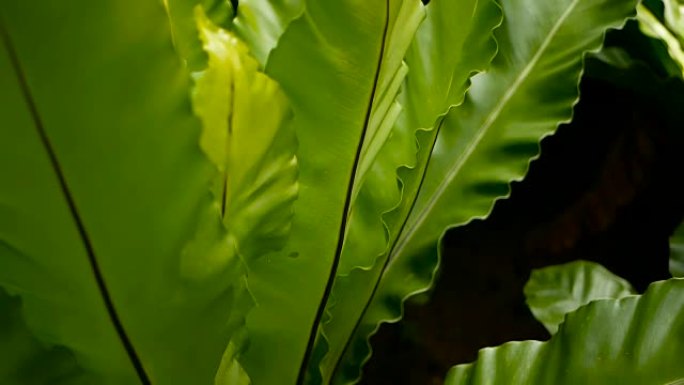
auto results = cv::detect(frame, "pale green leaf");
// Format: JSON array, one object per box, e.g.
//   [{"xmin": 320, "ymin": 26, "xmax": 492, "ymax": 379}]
[
  {"xmin": 311, "ymin": 0, "xmax": 427, "ymax": 382},
  {"xmin": 214, "ymin": 341, "xmax": 251, "ymax": 385},
  {"xmin": 524, "ymin": 260, "xmax": 636, "ymax": 334},
  {"xmin": 446, "ymin": 278, "xmax": 684, "ymax": 385},
  {"xmin": 637, "ymin": 3, "xmax": 684, "ymax": 76},
  {"xmin": 0, "ymin": 1, "xmax": 244, "ymax": 383},
  {"xmin": 664, "ymin": 0, "xmax": 684, "ymax": 40},
  {"xmin": 163, "ymin": 0, "xmax": 234, "ymax": 70},
  {"xmin": 192, "ymin": 8, "xmax": 298, "ymax": 265}
]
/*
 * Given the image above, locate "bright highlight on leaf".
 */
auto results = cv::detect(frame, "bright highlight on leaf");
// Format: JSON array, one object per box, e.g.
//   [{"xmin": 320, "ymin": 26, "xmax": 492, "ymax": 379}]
[
  {"xmin": 339, "ymin": 0, "xmax": 425, "ymax": 276},
  {"xmin": 192, "ymin": 7, "xmax": 298, "ymax": 265},
  {"xmin": 446, "ymin": 277, "xmax": 684, "ymax": 385},
  {"xmin": 1, "ymin": 1, "xmax": 252, "ymax": 383},
  {"xmin": 524, "ymin": 260, "xmax": 636, "ymax": 334},
  {"xmin": 1, "ymin": 0, "xmax": 653, "ymax": 384},
  {"xmin": 319, "ymin": 0, "xmax": 503, "ymax": 382},
  {"xmin": 324, "ymin": 0, "xmax": 638, "ymax": 382},
  {"xmin": 637, "ymin": 3, "xmax": 684, "ymax": 76}
]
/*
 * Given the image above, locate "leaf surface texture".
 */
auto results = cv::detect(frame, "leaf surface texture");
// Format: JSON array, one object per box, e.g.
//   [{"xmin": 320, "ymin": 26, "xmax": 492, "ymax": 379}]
[
  {"xmin": 237, "ymin": 1, "xmax": 393, "ymax": 383},
  {"xmin": 446, "ymin": 278, "xmax": 684, "ymax": 385},
  {"xmin": 523, "ymin": 260, "xmax": 636, "ymax": 334},
  {"xmin": 327, "ymin": 0, "xmax": 638, "ymax": 382},
  {"xmin": 0, "ymin": 1, "xmax": 252, "ymax": 383}
]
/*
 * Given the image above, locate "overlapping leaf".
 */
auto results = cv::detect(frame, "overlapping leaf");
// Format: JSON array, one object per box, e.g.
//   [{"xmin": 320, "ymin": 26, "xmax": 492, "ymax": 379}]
[
  {"xmin": 0, "ymin": 288, "xmax": 94, "ymax": 384},
  {"xmin": 664, "ymin": 0, "xmax": 684, "ymax": 39},
  {"xmin": 189, "ymin": 9, "xmax": 299, "ymax": 383},
  {"xmin": 233, "ymin": 0, "xmax": 305, "ymax": 67},
  {"xmin": 323, "ymin": 0, "xmax": 502, "ymax": 383},
  {"xmin": 164, "ymin": 0, "xmax": 302, "ymax": 69},
  {"xmin": 0, "ymin": 0, "xmax": 247, "ymax": 383},
  {"xmin": 309, "ymin": 1, "xmax": 427, "ymax": 382},
  {"xmin": 446, "ymin": 278, "xmax": 684, "ymax": 384},
  {"xmin": 638, "ymin": 3, "xmax": 684, "ymax": 75},
  {"xmin": 192, "ymin": 8, "xmax": 298, "ymax": 268},
  {"xmin": 327, "ymin": 0, "xmax": 638, "ymax": 383},
  {"xmin": 163, "ymin": 0, "xmax": 234, "ymax": 69},
  {"xmin": 524, "ymin": 260, "xmax": 635, "ymax": 334},
  {"xmin": 236, "ymin": 1, "xmax": 391, "ymax": 384}
]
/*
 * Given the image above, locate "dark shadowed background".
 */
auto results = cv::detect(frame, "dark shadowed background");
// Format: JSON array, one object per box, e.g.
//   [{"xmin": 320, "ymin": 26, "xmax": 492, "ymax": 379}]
[{"xmin": 360, "ymin": 49, "xmax": 684, "ymax": 385}]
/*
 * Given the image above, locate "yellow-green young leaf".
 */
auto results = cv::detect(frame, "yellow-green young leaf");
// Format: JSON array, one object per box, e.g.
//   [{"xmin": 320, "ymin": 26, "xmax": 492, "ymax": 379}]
[
  {"xmin": 0, "ymin": 288, "xmax": 93, "ymax": 384},
  {"xmin": 192, "ymin": 8, "xmax": 298, "ymax": 264},
  {"xmin": 637, "ymin": 3, "xmax": 684, "ymax": 76},
  {"xmin": 524, "ymin": 261, "xmax": 636, "ymax": 334},
  {"xmin": 664, "ymin": 0, "xmax": 684, "ymax": 40},
  {"xmin": 446, "ymin": 278, "xmax": 684, "ymax": 385},
  {"xmin": 340, "ymin": 0, "xmax": 425, "ymax": 279},
  {"xmin": 671, "ymin": 220, "xmax": 684, "ymax": 277},
  {"xmin": 0, "ymin": 0, "xmax": 247, "ymax": 384}
]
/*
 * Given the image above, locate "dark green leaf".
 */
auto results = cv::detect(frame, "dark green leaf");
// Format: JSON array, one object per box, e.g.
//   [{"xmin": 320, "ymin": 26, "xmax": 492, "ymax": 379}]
[
  {"xmin": 330, "ymin": 0, "xmax": 638, "ymax": 382},
  {"xmin": 447, "ymin": 278, "xmax": 684, "ymax": 385}
]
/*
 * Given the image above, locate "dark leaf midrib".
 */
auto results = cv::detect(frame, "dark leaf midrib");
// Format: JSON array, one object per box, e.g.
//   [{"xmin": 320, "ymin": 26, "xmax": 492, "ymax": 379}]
[
  {"xmin": 0, "ymin": 20, "xmax": 151, "ymax": 385},
  {"xmin": 221, "ymin": 79, "xmax": 236, "ymax": 219},
  {"xmin": 295, "ymin": 2, "xmax": 391, "ymax": 383},
  {"xmin": 330, "ymin": 115, "xmax": 445, "ymax": 381}
]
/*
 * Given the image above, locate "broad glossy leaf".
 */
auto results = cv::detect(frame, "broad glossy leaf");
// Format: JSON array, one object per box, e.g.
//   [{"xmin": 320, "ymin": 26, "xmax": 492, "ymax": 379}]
[
  {"xmin": 330, "ymin": 0, "xmax": 637, "ymax": 382},
  {"xmin": 671, "ymin": 221, "xmax": 684, "ymax": 277},
  {"xmin": 0, "ymin": 1, "xmax": 244, "ymax": 384},
  {"xmin": 339, "ymin": 0, "xmax": 425, "ymax": 275},
  {"xmin": 524, "ymin": 261, "xmax": 635, "ymax": 334},
  {"xmin": 192, "ymin": 9, "xmax": 298, "ymax": 266},
  {"xmin": 324, "ymin": 0, "xmax": 502, "ymax": 383},
  {"xmin": 390, "ymin": 0, "xmax": 639, "ymax": 298},
  {"xmin": 594, "ymin": 20, "xmax": 684, "ymax": 78},
  {"xmin": 446, "ymin": 278, "xmax": 684, "ymax": 385},
  {"xmin": 236, "ymin": 1, "xmax": 390, "ymax": 384},
  {"xmin": 164, "ymin": 0, "xmax": 234, "ymax": 70}
]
